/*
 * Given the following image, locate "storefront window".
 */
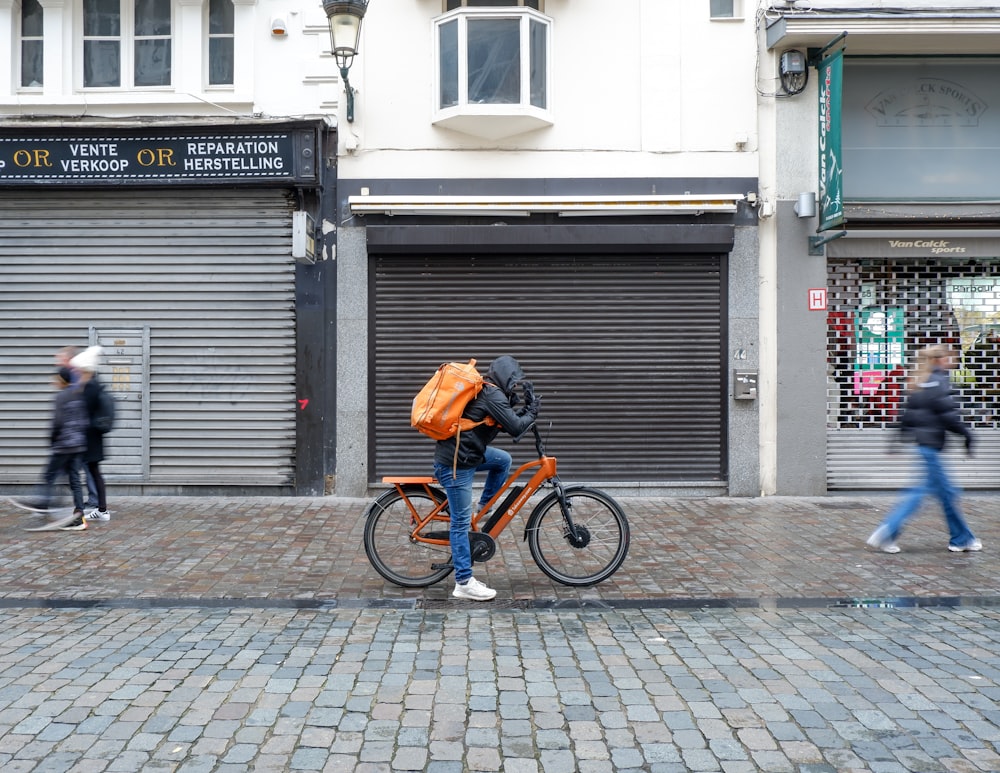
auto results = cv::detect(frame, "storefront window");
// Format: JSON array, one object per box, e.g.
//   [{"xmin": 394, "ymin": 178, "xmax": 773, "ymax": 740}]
[
  {"xmin": 844, "ymin": 59, "xmax": 1000, "ymax": 200},
  {"xmin": 827, "ymin": 260, "xmax": 1000, "ymax": 430}
]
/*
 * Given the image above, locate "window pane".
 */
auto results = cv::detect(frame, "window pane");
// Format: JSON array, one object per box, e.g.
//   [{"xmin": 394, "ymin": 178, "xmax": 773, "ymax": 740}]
[
  {"xmin": 710, "ymin": 0, "xmax": 734, "ymax": 18},
  {"xmin": 21, "ymin": 41, "xmax": 43, "ymax": 87},
  {"xmin": 84, "ymin": 40, "xmax": 120, "ymax": 86},
  {"xmin": 84, "ymin": 0, "xmax": 120, "ymax": 37},
  {"xmin": 209, "ymin": 38, "xmax": 234, "ymax": 85},
  {"xmin": 529, "ymin": 18, "xmax": 545, "ymax": 108},
  {"xmin": 209, "ymin": 0, "xmax": 234, "ymax": 35},
  {"xmin": 135, "ymin": 0, "xmax": 171, "ymax": 37},
  {"xmin": 439, "ymin": 20, "xmax": 458, "ymax": 108},
  {"xmin": 467, "ymin": 18, "xmax": 519, "ymax": 104},
  {"xmin": 21, "ymin": 0, "xmax": 43, "ymax": 36},
  {"xmin": 135, "ymin": 39, "xmax": 171, "ymax": 85}
]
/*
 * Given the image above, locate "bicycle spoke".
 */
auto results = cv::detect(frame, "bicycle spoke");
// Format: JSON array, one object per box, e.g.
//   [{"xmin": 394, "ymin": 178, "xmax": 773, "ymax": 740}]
[
  {"xmin": 527, "ymin": 487, "xmax": 629, "ymax": 586},
  {"xmin": 364, "ymin": 487, "xmax": 453, "ymax": 588}
]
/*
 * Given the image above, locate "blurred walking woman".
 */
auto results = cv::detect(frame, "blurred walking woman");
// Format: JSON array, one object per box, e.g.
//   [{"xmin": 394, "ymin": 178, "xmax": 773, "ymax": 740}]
[{"xmin": 866, "ymin": 345, "xmax": 981, "ymax": 554}]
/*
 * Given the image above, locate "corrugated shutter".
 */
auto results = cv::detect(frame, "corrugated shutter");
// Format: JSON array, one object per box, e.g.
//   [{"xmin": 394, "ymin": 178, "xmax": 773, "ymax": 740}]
[
  {"xmin": 0, "ymin": 189, "xmax": 297, "ymax": 487},
  {"xmin": 827, "ymin": 257, "xmax": 1000, "ymax": 490},
  {"xmin": 372, "ymin": 253, "xmax": 726, "ymax": 484},
  {"xmin": 828, "ymin": 429, "xmax": 1000, "ymax": 489}
]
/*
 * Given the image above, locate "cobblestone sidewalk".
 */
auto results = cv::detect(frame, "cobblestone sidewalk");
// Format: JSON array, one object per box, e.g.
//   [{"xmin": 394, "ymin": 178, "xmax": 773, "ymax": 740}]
[{"xmin": 2, "ymin": 494, "xmax": 1000, "ymax": 607}]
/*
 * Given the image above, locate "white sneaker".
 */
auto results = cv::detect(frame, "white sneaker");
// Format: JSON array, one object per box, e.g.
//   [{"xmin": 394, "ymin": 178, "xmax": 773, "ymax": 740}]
[
  {"xmin": 452, "ymin": 576, "xmax": 496, "ymax": 602},
  {"xmin": 866, "ymin": 526, "xmax": 900, "ymax": 554},
  {"xmin": 948, "ymin": 539, "xmax": 982, "ymax": 552},
  {"xmin": 84, "ymin": 509, "xmax": 111, "ymax": 522}
]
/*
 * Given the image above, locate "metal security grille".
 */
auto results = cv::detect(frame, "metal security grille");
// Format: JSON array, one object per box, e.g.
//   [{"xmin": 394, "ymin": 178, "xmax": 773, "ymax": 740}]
[
  {"xmin": 827, "ymin": 258, "xmax": 1000, "ymax": 489},
  {"xmin": 372, "ymin": 253, "xmax": 727, "ymax": 484},
  {"xmin": 0, "ymin": 189, "xmax": 297, "ymax": 487}
]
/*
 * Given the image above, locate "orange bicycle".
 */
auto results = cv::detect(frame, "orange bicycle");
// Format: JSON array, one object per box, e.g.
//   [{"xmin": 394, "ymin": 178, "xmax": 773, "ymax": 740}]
[{"xmin": 363, "ymin": 424, "xmax": 630, "ymax": 588}]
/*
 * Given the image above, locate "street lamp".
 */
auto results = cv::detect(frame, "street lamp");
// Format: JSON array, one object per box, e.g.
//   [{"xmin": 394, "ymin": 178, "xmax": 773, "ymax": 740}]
[{"xmin": 323, "ymin": 0, "xmax": 370, "ymax": 123}]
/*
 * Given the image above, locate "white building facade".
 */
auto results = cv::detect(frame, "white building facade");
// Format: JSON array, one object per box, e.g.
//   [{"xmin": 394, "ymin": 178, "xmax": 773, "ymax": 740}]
[
  {"xmin": 762, "ymin": 0, "xmax": 1000, "ymax": 495},
  {"xmin": 11, "ymin": 0, "xmax": 989, "ymax": 498},
  {"xmin": 333, "ymin": 0, "xmax": 763, "ymax": 497},
  {"xmin": 0, "ymin": 0, "xmax": 773, "ymax": 498},
  {"xmin": 0, "ymin": 0, "xmax": 344, "ymax": 494}
]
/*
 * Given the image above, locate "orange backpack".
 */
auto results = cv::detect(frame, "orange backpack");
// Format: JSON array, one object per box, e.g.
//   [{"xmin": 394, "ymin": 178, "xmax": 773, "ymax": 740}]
[{"xmin": 411, "ymin": 359, "xmax": 496, "ymax": 441}]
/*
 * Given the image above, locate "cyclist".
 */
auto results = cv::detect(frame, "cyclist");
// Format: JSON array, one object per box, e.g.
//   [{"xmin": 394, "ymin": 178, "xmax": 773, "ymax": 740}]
[{"xmin": 434, "ymin": 355, "xmax": 540, "ymax": 601}]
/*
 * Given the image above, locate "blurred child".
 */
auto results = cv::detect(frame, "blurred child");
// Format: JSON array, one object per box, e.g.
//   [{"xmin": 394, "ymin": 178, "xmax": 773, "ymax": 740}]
[{"xmin": 10, "ymin": 367, "xmax": 89, "ymax": 530}]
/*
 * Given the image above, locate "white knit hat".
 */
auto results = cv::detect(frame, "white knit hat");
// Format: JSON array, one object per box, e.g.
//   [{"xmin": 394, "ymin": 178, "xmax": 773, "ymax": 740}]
[{"xmin": 70, "ymin": 345, "xmax": 103, "ymax": 372}]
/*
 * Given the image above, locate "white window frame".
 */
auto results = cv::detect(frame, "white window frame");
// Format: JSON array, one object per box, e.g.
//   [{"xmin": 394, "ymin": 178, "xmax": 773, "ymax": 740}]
[
  {"xmin": 709, "ymin": 0, "xmax": 744, "ymax": 21},
  {"xmin": 444, "ymin": 0, "xmax": 542, "ymax": 9},
  {"xmin": 77, "ymin": 0, "xmax": 174, "ymax": 91},
  {"xmin": 204, "ymin": 0, "xmax": 234, "ymax": 88},
  {"xmin": 18, "ymin": 0, "xmax": 45, "ymax": 89},
  {"xmin": 432, "ymin": 6, "xmax": 553, "ymax": 140}
]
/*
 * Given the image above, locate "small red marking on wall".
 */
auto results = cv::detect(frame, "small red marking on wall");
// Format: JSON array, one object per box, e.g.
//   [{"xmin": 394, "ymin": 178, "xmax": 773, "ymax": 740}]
[{"xmin": 298, "ymin": 399, "xmax": 309, "ymax": 410}]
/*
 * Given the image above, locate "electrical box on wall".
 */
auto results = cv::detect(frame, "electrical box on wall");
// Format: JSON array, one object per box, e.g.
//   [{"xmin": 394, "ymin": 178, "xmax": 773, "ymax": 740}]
[
  {"xmin": 292, "ymin": 211, "xmax": 316, "ymax": 264},
  {"xmin": 734, "ymin": 370, "xmax": 758, "ymax": 400}
]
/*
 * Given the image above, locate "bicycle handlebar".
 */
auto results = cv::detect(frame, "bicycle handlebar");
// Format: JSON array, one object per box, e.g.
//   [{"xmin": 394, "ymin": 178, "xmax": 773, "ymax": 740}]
[
  {"xmin": 511, "ymin": 421, "xmax": 546, "ymax": 457},
  {"xmin": 532, "ymin": 422, "xmax": 546, "ymax": 457}
]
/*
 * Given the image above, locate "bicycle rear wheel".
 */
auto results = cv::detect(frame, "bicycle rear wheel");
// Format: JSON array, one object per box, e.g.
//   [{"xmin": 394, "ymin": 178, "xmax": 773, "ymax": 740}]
[
  {"xmin": 363, "ymin": 485, "xmax": 454, "ymax": 588},
  {"xmin": 526, "ymin": 486, "xmax": 629, "ymax": 587}
]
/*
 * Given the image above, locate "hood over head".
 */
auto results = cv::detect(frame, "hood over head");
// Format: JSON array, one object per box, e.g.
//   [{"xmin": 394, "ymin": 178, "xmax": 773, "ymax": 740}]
[{"xmin": 485, "ymin": 355, "xmax": 525, "ymax": 397}]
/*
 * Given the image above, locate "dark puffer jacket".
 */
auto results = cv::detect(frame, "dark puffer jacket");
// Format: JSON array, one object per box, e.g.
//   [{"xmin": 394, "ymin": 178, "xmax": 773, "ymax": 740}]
[
  {"xmin": 82, "ymin": 376, "xmax": 108, "ymax": 464},
  {"xmin": 899, "ymin": 367, "xmax": 972, "ymax": 451},
  {"xmin": 51, "ymin": 384, "xmax": 87, "ymax": 455},
  {"xmin": 434, "ymin": 355, "xmax": 539, "ymax": 470}
]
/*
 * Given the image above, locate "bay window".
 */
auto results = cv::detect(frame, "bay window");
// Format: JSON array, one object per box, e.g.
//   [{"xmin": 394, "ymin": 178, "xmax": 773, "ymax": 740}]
[{"xmin": 434, "ymin": 5, "xmax": 552, "ymax": 139}]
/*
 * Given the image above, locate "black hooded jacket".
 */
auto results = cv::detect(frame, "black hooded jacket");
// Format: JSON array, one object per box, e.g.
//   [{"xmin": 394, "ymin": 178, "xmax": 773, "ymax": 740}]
[
  {"xmin": 433, "ymin": 355, "xmax": 539, "ymax": 470},
  {"xmin": 899, "ymin": 367, "xmax": 972, "ymax": 451}
]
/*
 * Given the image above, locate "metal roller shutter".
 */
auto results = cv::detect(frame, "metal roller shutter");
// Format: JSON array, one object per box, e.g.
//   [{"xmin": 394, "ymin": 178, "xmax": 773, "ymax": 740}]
[
  {"xmin": 0, "ymin": 189, "xmax": 296, "ymax": 487},
  {"xmin": 827, "ymin": 257, "xmax": 1000, "ymax": 490},
  {"xmin": 372, "ymin": 253, "xmax": 727, "ymax": 484}
]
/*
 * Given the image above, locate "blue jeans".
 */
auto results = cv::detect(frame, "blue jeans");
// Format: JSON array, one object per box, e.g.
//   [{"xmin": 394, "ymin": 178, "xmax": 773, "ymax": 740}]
[
  {"xmin": 433, "ymin": 446, "xmax": 512, "ymax": 584},
  {"xmin": 85, "ymin": 466, "xmax": 99, "ymax": 508},
  {"xmin": 881, "ymin": 445, "xmax": 975, "ymax": 547},
  {"xmin": 37, "ymin": 452, "xmax": 84, "ymax": 511}
]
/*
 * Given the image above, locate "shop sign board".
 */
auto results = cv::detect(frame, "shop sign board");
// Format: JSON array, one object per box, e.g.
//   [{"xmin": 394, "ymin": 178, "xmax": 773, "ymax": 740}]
[
  {"xmin": 827, "ymin": 237, "xmax": 998, "ymax": 259},
  {"xmin": 818, "ymin": 47, "xmax": 845, "ymax": 231},
  {"xmin": 0, "ymin": 126, "xmax": 319, "ymax": 185}
]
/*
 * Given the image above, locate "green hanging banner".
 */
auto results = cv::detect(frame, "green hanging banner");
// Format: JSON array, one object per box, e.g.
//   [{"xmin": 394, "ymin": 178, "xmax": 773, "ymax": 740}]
[{"xmin": 817, "ymin": 47, "xmax": 845, "ymax": 231}]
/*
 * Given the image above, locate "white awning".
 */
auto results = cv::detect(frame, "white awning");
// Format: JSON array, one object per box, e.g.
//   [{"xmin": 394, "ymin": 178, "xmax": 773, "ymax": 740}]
[
  {"xmin": 766, "ymin": 12, "xmax": 1000, "ymax": 55},
  {"xmin": 348, "ymin": 194, "xmax": 745, "ymax": 217}
]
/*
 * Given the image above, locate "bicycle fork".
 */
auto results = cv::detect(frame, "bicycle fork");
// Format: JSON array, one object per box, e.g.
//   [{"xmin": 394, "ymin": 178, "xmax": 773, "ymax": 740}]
[{"xmin": 549, "ymin": 477, "xmax": 588, "ymax": 548}]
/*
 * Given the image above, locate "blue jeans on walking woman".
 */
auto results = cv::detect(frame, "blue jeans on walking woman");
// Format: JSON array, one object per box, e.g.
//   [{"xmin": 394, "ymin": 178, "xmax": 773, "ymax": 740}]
[
  {"xmin": 882, "ymin": 445, "xmax": 976, "ymax": 547},
  {"xmin": 434, "ymin": 446, "xmax": 512, "ymax": 584}
]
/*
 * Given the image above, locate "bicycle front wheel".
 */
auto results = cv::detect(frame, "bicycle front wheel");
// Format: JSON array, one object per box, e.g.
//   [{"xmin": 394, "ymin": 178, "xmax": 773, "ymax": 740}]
[
  {"xmin": 526, "ymin": 486, "xmax": 630, "ymax": 587},
  {"xmin": 363, "ymin": 485, "xmax": 454, "ymax": 588}
]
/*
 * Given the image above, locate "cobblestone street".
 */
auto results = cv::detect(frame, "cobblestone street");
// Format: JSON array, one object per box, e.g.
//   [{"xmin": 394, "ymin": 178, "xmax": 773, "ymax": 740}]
[{"xmin": 1, "ymin": 494, "xmax": 1000, "ymax": 770}]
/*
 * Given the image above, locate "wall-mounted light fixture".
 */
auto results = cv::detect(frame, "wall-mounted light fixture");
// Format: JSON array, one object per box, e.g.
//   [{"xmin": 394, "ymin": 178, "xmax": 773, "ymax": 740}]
[
  {"xmin": 323, "ymin": 0, "xmax": 370, "ymax": 123},
  {"xmin": 270, "ymin": 16, "xmax": 287, "ymax": 36},
  {"xmin": 793, "ymin": 192, "xmax": 816, "ymax": 219},
  {"xmin": 779, "ymin": 49, "xmax": 808, "ymax": 95}
]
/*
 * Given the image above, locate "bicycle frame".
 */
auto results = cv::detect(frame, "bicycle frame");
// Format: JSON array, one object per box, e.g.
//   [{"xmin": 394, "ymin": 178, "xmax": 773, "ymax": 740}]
[{"xmin": 382, "ymin": 453, "xmax": 558, "ymax": 546}]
